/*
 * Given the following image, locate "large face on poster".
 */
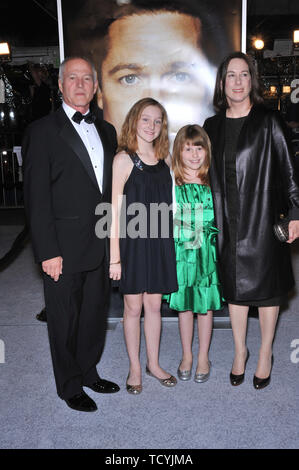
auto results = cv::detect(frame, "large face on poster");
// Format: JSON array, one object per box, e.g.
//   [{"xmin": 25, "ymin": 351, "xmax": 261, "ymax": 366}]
[{"xmin": 60, "ymin": 0, "xmax": 242, "ymax": 140}]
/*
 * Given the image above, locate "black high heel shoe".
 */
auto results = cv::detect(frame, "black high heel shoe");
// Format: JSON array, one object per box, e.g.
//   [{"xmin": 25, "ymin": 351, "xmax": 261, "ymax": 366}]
[
  {"xmin": 253, "ymin": 355, "xmax": 273, "ymax": 390},
  {"xmin": 230, "ymin": 349, "xmax": 250, "ymax": 386}
]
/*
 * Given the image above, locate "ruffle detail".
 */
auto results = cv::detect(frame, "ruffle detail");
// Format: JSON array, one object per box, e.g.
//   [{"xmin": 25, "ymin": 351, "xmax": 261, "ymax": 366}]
[{"xmin": 163, "ymin": 284, "xmax": 223, "ymax": 314}]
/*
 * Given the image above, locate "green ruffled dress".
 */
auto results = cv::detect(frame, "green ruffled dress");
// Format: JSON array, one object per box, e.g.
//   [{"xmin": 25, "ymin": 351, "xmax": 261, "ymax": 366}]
[{"xmin": 163, "ymin": 183, "xmax": 223, "ymax": 314}]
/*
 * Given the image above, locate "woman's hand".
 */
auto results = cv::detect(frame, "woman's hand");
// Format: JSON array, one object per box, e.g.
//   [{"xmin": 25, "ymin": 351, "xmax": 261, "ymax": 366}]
[
  {"xmin": 287, "ymin": 220, "xmax": 299, "ymax": 243},
  {"xmin": 109, "ymin": 262, "xmax": 121, "ymax": 281}
]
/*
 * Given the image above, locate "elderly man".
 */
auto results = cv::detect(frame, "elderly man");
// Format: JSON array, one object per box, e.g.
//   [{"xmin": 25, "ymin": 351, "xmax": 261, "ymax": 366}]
[{"xmin": 23, "ymin": 57, "xmax": 119, "ymax": 412}]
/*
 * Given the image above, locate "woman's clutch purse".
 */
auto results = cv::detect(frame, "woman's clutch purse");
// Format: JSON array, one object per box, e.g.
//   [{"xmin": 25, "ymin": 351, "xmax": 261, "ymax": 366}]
[{"xmin": 273, "ymin": 214, "xmax": 289, "ymax": 242}]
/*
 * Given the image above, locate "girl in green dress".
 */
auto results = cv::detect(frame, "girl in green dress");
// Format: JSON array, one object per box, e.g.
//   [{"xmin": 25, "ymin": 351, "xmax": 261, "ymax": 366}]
[{"xmin": 164, "ymin": 125, "xmax": 222, "ymax": 383}]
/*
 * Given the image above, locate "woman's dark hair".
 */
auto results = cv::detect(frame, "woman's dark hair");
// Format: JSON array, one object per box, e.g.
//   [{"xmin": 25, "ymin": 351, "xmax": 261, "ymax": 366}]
[{"xmin": 213, "ymin": 51, "xmax": 263, "ymax": 112}]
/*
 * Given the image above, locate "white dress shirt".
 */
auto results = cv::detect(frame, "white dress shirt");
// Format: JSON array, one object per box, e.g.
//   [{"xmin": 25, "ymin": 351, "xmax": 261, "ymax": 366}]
[{"xmin": 63, "ymin": 101, "xmax": 104, "ymax": 192}]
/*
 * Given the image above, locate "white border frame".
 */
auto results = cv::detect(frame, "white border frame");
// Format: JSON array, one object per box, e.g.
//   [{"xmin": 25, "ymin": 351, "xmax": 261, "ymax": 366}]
[
  {"xmin": 56, "ymin": 0, "xmax": 247, "ymax": 62},
  {"xmin": 57, "ymin": 0, "xmax": 64, "ymax": 61},
  {"xmin": 242, "ymin": 0, "xmax": 247, "ymax": 52}
]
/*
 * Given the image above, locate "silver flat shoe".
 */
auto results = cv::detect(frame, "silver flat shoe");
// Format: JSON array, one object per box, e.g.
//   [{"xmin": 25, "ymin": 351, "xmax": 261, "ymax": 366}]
[
  {"xmin": 194, "ymin": 361, "xmax": 211, "ymax": 383},
  {"xmin": 177, "ymin": 362, "xmax": 192, "ymax": 381},
  {"xmin": 126, "ymin": 374, "xmax": 142, "ymax": 395},
  {"xmin": 146, "ymin": 366, "xmax": 177, "ymax": 387}
]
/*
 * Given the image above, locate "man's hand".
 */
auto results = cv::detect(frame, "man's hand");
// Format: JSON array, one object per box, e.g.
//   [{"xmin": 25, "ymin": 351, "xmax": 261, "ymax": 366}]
[
  {"xmin": 287, "ymin": 220, "xmax": 299, "ymax": 243},
  {"xmin": 42, "ymin": 256, "xmax": 63, "ymax": 281}
]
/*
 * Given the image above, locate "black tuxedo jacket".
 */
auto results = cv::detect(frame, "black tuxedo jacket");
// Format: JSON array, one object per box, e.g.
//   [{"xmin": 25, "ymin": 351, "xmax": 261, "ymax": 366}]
[{"xmin": 23, "ymin": 106, "xmax": 117, "ymax": 273}]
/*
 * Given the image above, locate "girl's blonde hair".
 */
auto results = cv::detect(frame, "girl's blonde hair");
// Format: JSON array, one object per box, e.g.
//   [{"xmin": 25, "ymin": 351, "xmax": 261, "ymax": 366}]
[
  {"xmin": 172, "ymin": 125, "xmax": 211, "ymax": 186},
  {"xmin": 117, "ymin": 97, "xmax": 169, "ymax": 159}
]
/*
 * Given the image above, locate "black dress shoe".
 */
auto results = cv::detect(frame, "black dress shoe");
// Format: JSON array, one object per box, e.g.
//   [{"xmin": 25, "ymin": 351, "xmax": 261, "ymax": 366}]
[
  {"xmin": 65, "ymin": 391, "xmax": 97, "ymax": 412},
  {"xmin": 36, "ymin": 308, "xmax": 47, "ymax": 322},
  {"xmin": 230, "ymin": 349, "xmax": 250, "ymax": 386},
  {"xmin": 253, "ymin": 356, "xmax": 273, "ymax": 390},
  {"xmin": 85, "ymin": 378, "xmax": 120, "ymax": 394}
]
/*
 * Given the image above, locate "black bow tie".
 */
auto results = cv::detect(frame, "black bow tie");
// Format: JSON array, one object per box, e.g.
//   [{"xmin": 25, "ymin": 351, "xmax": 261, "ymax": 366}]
[{"xmin": 72, "ymin": 111, "xmax": 96, "ymax": 124}]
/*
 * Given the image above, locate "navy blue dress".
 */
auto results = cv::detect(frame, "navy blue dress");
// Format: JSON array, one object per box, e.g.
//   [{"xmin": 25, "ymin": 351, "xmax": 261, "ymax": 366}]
[{"xmin": 119, "ymin": 153, "xmax": 178, "ymax": 295}]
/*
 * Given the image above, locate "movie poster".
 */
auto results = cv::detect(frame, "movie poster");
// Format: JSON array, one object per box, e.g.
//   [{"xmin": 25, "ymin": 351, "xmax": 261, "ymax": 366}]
[
  {"xmin": 58, "ymin": 0, "xmax": 244, "ymax": 318},
  {"xmin": 59, "ymin": 0, "xmax": 243, "ymax": 142}
]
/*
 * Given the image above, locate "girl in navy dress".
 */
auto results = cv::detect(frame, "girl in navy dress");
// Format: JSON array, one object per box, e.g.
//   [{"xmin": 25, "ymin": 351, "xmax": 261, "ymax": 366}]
[{"xmin": 109, "ymin": 98, "xmax": 178, "ymax": 394}]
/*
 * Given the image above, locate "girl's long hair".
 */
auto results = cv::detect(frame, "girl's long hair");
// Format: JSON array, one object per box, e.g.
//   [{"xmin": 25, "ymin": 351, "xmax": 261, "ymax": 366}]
[
  {"xmin": 117, "ymin": 97, "xmax": 169, "ymax": 159},
  {"xmin": 172, "ymin": 125, "xmax": 211, "ymax": 186}
]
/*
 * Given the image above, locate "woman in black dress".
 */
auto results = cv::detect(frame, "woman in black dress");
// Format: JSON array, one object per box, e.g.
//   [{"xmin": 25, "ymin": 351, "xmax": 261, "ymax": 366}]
[
  {"xmin": 204, "ymin": 52, "xmax": 299, "ymax": 389},
  {"xmin": 110, "ymin": 98, "xmax": 178, "ymax": 394}
]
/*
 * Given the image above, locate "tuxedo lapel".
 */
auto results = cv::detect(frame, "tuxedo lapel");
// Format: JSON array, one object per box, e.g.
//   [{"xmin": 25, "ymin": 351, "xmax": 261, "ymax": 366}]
[{"xmin": 55, "ymin": 107, "xmax": 101, "ymax": 192}]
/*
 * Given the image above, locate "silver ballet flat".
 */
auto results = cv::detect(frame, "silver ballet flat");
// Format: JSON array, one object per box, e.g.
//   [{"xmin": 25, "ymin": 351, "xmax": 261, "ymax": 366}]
[
  {"xmin": 146, "ymin": 366, "xmax": 177, "ymax": 387},
  {"xmin": 126, "ymin": 374, "xmax": 142, "ymax": 395},
  {"xmin": 177, "ymin": 362, "xmax": 192, "ymax": 381},
  {"xmin": 194, "ymin": 361, "xmax": 211, "ymax": 383},
  {"xmin": 126, "ymin": 383, "xmax": 142, "ymax": 395}
]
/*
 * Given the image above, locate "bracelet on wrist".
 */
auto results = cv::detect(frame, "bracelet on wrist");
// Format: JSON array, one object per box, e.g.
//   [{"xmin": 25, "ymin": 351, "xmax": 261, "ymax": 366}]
[{"xmin": 110, "ymin": 261, "xmax": 120, "ymax": 265}]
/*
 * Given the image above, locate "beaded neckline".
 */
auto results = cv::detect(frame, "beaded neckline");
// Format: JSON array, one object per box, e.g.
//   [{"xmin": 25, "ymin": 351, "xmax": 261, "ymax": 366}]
[{"xmin": 130, "ymin": 153, "xmax": 163, "ymax": 171}]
